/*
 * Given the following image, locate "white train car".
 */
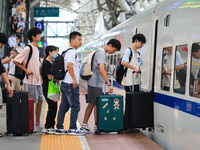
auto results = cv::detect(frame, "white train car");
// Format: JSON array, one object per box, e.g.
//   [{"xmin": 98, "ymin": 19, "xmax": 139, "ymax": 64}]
[{"xmin": 78, "ymin": 0, "xmax": 200, "ymax": 149}]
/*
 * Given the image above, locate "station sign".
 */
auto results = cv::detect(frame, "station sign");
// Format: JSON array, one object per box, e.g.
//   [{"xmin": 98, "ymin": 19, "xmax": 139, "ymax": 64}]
[
  {"xmin": 35, "ymin": 22, "xmax": 44, "ymax": 31},
  {"xmin": 34, "ymin": 7, "xmax": 59, "ymax": 17}
]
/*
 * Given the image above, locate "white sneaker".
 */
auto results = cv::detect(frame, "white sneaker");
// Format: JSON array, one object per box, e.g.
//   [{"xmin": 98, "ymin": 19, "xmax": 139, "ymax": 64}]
[
  {"xmin": 34, "ymin": 124, "xmax": 43, "ymax": 132},
  {"xmin": 41, "ymin": 128, "xmax": 48, "ymax": 133},
  {"xmin": 80, "ymin": 124, "xmax": 92, "ymax": 134},
  {"xmin": 93, "ymin": 125, "xmax": 97, "ymax": 133},
  {"xmin": 46, "ymin": 128, "xmax": 55, "ymax": 134}
]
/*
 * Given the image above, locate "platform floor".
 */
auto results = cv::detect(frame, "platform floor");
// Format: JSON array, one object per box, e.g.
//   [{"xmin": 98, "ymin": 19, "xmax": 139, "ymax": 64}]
[{"xmin": 0, "ymin": 87, "xmax": 163, "ymax": 150}]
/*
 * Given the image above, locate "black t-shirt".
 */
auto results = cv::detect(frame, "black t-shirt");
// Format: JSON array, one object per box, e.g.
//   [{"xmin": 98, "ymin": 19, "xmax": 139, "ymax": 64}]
[
  {"xmin": 0, "ymin": 58, "xmax": 5, "ymax": 75},
  {"xmin": 42, "ymin": 60, "xmax": 52, "ymax": 97}
]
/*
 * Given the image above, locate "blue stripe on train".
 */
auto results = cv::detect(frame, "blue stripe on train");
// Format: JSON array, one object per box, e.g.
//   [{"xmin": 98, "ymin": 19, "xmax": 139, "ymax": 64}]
[
  {"xmin": 154, "ymin": 93, "xmax": 200, "ymax": 118},
  {"xmin": 111, "ymin": 80, "xmax": 200, "ymax": 118}
]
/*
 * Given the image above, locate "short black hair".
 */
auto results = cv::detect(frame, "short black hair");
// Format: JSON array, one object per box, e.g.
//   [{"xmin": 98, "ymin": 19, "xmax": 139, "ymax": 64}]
[
  {"xmin": 107, "ymin": 39, "xmax": 121, "ymax": 51},
  {"xmin": 192, "ymin": 43, "xmax": 200, "ymax": 53},
  {"xmin": 27, "ymin": 27, "xmax": 42, "ymax": 42},
  {"xmin": 69, "ymin": 31, "xmax": 82, "ymax": 43},
  {"xmin": 0, "ymin": 33, "xmax": 8, "ymax": 44},
  {"xmin": 132, "ymin": 33, "xmax": 146, "ymax": 44}
]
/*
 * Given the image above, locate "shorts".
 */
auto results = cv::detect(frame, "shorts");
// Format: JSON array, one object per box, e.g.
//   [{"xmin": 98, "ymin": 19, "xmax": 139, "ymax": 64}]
[
  {"xmin": 87, "ymin": 85, "xmax": 102, "ymax": 104},
  {"xmin": 23, "ymin": 83, "xmax": 43, "ymax": 103}
]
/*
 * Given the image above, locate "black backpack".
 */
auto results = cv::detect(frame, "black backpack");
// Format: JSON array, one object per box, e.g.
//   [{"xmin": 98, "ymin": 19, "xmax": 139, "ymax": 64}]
[
  {"xmin": 51, "ymin": 48, "xmax": 73, "ymax": 80},
  {"xmin": 116, "ymin": 48, "xmax": 133, "ymax": 84},
  {"xmin": 15, "ymin": 45, "xmax": 33, "ymax": 79}
]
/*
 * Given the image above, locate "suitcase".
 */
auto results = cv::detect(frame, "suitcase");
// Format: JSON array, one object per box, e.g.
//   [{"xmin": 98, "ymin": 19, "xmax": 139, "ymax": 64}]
[
  {"xmin": 95, "ymin": 75, "xmax": 123, "ymax": 135},
  {"xmin": 5, "ymin": 91, "xmax": 29, "ymax": 136},
  {"xmin": 124, "ymin": 71, "xmax": 153, "ymax": 130},
  {"xmin": 28, "ymin": 98, "xmax": 34, "ymax": 133}
]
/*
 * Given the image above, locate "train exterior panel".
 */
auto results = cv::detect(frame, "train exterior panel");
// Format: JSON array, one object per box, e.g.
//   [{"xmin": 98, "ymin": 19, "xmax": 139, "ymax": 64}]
[{"xmin": 78, "ymin": 0, "xmax": 200, "ymax": 149}]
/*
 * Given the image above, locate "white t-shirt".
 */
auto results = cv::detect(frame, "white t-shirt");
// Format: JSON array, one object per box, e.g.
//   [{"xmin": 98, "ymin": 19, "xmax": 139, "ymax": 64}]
[
  {"xmin": 7, "ymin": 58, "xmax": 15, "ymax": 75},
  {"xmin": 163, "ymin": 51, "xmax": 184, "ymax": 89},
  {"xmin": 63, "ymin": 48, "xmax": 80, "ymax": 84}
]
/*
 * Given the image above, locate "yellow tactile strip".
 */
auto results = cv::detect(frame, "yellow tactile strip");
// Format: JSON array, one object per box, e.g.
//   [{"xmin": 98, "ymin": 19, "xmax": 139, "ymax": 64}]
[{"xmin": 40, "ymin": 101, "xmax": 83, "ymax": 150}]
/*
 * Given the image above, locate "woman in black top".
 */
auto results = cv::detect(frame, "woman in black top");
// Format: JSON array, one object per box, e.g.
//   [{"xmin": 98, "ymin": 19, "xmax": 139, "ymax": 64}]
[{"xmin": 42, "ymin": 45, "xmax": 58, "ymax": 134}]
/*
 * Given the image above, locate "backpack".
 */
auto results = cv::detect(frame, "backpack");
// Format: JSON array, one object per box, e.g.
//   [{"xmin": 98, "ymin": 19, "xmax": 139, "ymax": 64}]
[
  {"xmin": 116, "ymin": 48, "xmax": 132, "ymax": 84},
  {"xmin": 15, "ymin": 45, "xmax": 33, "ymax": 79},
  {"xmin": 51, "ymin": 48, "xmax": 73, "ymax": 80},
  {"xmin": 80, "ymin": 49, "xmax": 102, "ymax": 80}
]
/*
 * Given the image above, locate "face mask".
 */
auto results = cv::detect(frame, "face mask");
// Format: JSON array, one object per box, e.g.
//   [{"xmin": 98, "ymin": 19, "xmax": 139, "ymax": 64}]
[{"xmin": 51, "ymin": 53, "xmax": 57, "ymax": 59}]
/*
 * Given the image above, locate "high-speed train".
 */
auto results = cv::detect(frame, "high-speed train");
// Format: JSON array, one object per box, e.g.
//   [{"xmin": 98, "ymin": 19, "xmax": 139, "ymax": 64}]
[{"xmin": 77, "ymin": 0, "xmax": 200, "ymax": 150}]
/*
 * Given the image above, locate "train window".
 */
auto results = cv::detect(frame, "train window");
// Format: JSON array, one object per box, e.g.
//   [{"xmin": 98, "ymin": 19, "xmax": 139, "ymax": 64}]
[
  {"xmin": 173, "ymin": 45, "xmax": 188, "ymax": 95},
  {"xmin": 190, "ymin": 42, "xmax": 200, "ymax": 98},
  {"xmin": 164, "ymin": 14, "xmax": 170, "ymax": 27},
  {"xmin": 161, "ymin": 47, "xmax": 173, "ymax": 91}
]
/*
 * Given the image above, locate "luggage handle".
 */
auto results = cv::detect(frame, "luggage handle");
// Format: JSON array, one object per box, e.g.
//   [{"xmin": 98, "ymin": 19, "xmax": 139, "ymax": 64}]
[
  {"xmin": 104, "ymin": 72, "xmax": 113, "ymax": 95},
  {"xmin": 132, "ymin": 71, "xmax": 141, "ymax": 92}
]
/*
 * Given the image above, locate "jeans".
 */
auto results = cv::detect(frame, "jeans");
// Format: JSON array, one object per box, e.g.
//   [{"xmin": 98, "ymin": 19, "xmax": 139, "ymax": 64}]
[{"xmin": 56, "ymin": 82, "xmax": 80, "ymax": 129}]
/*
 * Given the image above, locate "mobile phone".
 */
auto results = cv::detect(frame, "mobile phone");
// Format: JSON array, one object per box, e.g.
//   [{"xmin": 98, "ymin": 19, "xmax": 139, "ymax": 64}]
[{"xmin": 10, "ymin": 54, "xmax": 13, "ymax": 58}]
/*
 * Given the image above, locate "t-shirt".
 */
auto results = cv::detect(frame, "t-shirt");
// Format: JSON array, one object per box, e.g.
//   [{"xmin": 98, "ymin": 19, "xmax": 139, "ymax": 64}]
[
  {"xmin": 42, "ymin": 60, "xmax": 52, "ymax": 97},
  {"xmin": 8, "ymin": 58, "xmax": 16, "ymax": 75},
  {"xmin": 88, "ymin": 47, "xmax": 106, "ymax": 88},
  {"xmin": 122, "ymin": 48, "xmax": 143, "ymax": 66},
  {"xmin": 163, "ymin": 51, "xmax": 184, "ymax": 88},
  {"xmin": 16, "ymin": 5, "xmax": 26, "ymax": 16},
  {"xmin": 121, "ymin": 48, "xmax": 142, "ymax": 86},
  {"xmin": 14, "ymin": 44, "xmax": 41, "ymax": 85},
  {"xmin": 63, "ymin": 48, "xmax": 80, "ymax": 84}
]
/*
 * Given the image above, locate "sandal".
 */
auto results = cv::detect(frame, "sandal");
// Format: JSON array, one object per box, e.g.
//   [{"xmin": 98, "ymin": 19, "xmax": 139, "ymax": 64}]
[{"xmin": 0, "ymin": 133, "xmax": 3, "ymax": 137}]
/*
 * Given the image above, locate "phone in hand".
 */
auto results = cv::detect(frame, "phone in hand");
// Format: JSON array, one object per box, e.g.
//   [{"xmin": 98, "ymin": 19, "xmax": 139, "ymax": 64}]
[{"xmin": 10, "ymin": 54, "xmax": 13, "ymax": 58}]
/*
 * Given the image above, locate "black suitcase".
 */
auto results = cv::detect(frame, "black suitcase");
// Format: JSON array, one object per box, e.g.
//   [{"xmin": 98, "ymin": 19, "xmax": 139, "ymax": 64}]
[
  {"xmin": 124, "ymin": 72, "xmax": 153, "ymax": 130},
  {"xmin": 6, "ymin": 91, "xmax": 29, "ymax": 136}
]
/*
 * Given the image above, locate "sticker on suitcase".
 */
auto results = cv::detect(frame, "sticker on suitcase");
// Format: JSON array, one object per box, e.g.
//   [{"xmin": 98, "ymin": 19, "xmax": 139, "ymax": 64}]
[
  {"xmin": 103, "ymin": 103, "xmax": 108, "ymax": 109},
  {"xmin": 114, "ymin": 98, "xmax": 120, "ymax": 110},
  {"xmin": 102, "ymin": 98, "xmax": 108, "ymax": 102}
]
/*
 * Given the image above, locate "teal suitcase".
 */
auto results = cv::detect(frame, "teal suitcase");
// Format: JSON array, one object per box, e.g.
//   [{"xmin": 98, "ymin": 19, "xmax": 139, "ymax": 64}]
[{"xmin": 95, "ymin": 94, "xmax": 123, "ymax": 135}]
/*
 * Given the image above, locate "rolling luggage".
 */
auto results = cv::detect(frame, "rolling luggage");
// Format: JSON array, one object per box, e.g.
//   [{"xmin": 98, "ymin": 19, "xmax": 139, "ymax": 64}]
[
  {"xmin": 28, "ymin": 98, "xmax": 34, "ymax": 133},
  {"xmin": 6, "ymin": 91, "xmax": 29, "ymax": 136},
  {"xmin": 124, "ymin": 71, "xmax": 153, "ymax": 130},
  {"xmin": 95, "ymin": 75, "xmax": 123, "ymax": 135}
]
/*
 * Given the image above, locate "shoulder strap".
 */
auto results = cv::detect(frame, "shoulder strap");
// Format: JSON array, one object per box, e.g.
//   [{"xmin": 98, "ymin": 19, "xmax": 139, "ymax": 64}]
[
  {"xmin": 26, "ymin": 45, "xmax": 33, "ymax": 68},
  {"xmin": 61, "ymin": 47, "xmax": 74, "ymax": 56},
  {"xmin": 25, "ymin": 45, "xmax": 33, "ymax": 79},
  {"xmin": 91, "ymin": 49, "xmax": 101, "ymax": 71},
  {"xmin": 128, "ymin": 47, "xmax": 133, "ymax": 63}
]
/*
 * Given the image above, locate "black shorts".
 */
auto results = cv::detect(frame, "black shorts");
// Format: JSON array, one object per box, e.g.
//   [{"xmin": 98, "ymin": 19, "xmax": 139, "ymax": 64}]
[{"xmin": 87, "ymin": 85, "xmax": 102, "ymax": 104}]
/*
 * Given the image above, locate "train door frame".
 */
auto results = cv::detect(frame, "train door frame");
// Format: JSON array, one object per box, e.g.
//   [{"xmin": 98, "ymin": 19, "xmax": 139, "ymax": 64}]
[{"xmin": 152, "ymin": 20, "xmax": 159, "ymax": 92}]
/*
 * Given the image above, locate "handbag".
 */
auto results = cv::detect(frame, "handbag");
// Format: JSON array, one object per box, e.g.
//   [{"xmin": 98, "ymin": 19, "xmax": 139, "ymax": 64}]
[{"xmin": 47, "ymin": 77, "xmax": 60, "ymax": 102}]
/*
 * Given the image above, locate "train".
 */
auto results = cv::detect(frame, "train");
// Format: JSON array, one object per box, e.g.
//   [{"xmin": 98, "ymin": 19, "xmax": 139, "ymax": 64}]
[{"xmin": 77, "ymin": 0, "xmax": 200, "ymax": 150}]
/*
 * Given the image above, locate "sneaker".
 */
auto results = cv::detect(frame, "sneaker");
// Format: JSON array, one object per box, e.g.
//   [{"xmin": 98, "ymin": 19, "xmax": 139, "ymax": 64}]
[
  {"xmin": 93, "ymin": 125, "xmax": 97, "ymax": 133},
  {"xmin": 34, "ymin": 124, "xmax": 43, "ymax": 132},
  {"xmin": 80, "ymin": 124, "xmax": 92, "ymax": 133},
  {"xmin": 55, "ymin": 128, "xmax": 68, "ymax": 135},
  {"xmin": 68, "ymin": 129, "xmax": 85, "ymax": 136},
  {"xmin": 46, "ymin": 128, "xmax": 55, "ymax": 134},
  {"xmin": 41, "ymin": 127, "xmax": 48, "ymax": 133}
]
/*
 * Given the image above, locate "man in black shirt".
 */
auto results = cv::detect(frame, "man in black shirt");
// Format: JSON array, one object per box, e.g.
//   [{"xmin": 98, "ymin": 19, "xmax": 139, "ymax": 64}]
[{"xmin": 0, "ymin": 33, "xmax": 13, "ymax": 110}]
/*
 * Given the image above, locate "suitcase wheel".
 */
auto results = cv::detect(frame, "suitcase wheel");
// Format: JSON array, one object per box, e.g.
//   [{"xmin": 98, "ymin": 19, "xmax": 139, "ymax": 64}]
[
  {"xmin": 148, "ymin": 127, "xmax": 153, "ymax": 132},
  {"xmin": 25, "ymin": 133, "xmax": 29, "ymax": 136},
  {"xmin": 95, "ymin": 130, "xmax": 101, "ymax": 135},
  {"xmin": 29, "ymin": 129, "xmax": 34, "ymax": 134},
  {"xmin": 118, "ymin": 129, "xmax": 123, "ymax": 134}
]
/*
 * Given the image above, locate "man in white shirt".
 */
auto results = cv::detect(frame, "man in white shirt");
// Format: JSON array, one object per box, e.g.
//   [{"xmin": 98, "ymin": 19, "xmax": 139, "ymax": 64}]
[
  {"xmin": 55, "ymin": 31, "xmax": 85, "ymax": 136},
  {"xmin": 7, "ymin": 49, "xmax": 21, "ymax": 91},
  {"xmin": 8, "ymin": 34, "xmax": 17, "ymax": 50}
]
